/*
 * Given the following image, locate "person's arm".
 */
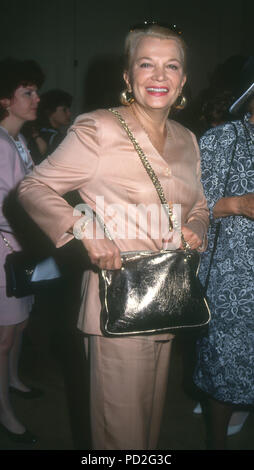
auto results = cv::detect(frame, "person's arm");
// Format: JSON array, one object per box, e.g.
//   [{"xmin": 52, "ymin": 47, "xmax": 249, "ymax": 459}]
[
  {"xmin": 182, "ymin": 132, "xmax": 209, "ymax": 251},
  {"xmin": 77, "ymin": 218, "xmax": 122, "ymax": 270},
  {"xmin": 19, "ymin": 119, "xmax": 102, "ymax": 239},
  {"xmin": 197, "ymin": 124, "xmax": 241, "ymax": 224},
  {"xmin": 213, "ymin": 193, "xmax": 254, "ymax": 219},
  {"xmin": 197, "ymin": 123, "xmax": 254, "ymax": 222},
  {"xmin": 32, "ymin": 133, "xmax": 48, "ymax": 156},
  {"xmin": 18, "ymin": 113, "xmax": 122, "ymax": 269}
]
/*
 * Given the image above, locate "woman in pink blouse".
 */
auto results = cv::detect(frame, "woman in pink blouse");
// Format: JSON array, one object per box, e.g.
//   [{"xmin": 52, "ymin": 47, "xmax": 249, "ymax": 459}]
[
  {"xmin": 18, "ymin": 24, "xmax": 209, "ymax": 449},
  {"xmin": 0, "ymin": 58, "xmax": 44, "ymax": 444}
]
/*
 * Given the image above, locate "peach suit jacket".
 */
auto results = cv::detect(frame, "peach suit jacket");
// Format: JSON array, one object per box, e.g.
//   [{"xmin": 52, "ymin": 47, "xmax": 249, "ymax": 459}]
[{"xmin": 18, "ymin": 106, "xmax": 209, "ymax": 336}]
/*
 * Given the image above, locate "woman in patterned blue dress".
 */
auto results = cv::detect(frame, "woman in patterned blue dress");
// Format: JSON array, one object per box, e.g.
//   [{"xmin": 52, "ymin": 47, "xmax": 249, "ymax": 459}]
[{"xmin": 194, "ymin": 56, "xmax": 254, "ymax": 449}]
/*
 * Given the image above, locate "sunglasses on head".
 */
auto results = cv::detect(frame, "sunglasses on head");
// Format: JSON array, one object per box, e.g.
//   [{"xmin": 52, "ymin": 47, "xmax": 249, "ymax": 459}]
[{"xmin": 129, "ymin": 21, "xmax": 183, "ymax": 36}]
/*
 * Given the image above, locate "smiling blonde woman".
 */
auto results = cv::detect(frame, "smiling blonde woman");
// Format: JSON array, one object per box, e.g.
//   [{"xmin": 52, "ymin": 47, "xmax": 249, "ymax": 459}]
[{"xmin": 18, "ymin": 23, "xmax": 209, "ymax": 450}]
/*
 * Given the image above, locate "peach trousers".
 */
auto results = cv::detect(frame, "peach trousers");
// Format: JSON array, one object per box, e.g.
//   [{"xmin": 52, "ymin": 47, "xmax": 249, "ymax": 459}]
[{"xmin": 84, "ymin": 335, "xmax": 173, "ymax": 450}]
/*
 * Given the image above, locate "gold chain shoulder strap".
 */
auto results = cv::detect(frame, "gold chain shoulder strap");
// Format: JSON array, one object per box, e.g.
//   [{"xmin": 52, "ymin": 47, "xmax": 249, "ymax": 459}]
[{"xmin": 109, "ymin": 108, "xmax": 188, "ymax": 248}]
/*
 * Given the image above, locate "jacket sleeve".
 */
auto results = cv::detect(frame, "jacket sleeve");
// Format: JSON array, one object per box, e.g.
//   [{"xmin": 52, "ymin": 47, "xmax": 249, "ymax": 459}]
[
  {"xmin": 18, "ymin": 114, "xmax": 101, "ymax": 247},
  {"xmin": 184, "ymin": 131, "xmax": 209, "ymax": 250},
  {"xmin": 0, "ymin": 139, "xmax": 16, "ymax": 231}
]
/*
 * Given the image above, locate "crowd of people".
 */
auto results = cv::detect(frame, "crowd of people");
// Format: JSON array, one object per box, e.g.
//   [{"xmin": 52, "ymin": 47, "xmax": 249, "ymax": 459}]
[{"xmin": 0, "ymin": 23, "xmax": 253, "ymax": 451}]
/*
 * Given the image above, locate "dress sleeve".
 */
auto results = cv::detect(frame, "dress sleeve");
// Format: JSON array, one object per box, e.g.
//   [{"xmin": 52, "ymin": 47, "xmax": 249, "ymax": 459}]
[
  {"xmin": 18, "ymin": 113, "xmax": 101, "ymax": 247},
  {"xmin": 198, "ymin": 124, "xmax": 236, "ymax": 222},
  {"xmin": 0, "ymin": 139, "xmax": 16, "ymax": 230}
]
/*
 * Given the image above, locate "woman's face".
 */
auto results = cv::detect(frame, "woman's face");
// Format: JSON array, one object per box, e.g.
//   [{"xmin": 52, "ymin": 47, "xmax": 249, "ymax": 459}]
[
  {"xmin": 8, "ymin": 85, "xmax": 40, "ymax": 123},
  {"xmin": 49, "ymin": 105, "xmax": 72, "ymax": 129},
  {"xmin": 124, "ymin": 36, "xmax": 186, "ymax": 113}
]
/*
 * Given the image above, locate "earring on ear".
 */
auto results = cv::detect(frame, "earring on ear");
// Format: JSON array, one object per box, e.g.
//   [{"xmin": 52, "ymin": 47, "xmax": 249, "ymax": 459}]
[
  {"xmin": 120, "ymin": 89, "xmax": 135, "ymax": 106},
  {"xmin": 174, "ymin": 93, "xmax": 187, "ymax": 110}
]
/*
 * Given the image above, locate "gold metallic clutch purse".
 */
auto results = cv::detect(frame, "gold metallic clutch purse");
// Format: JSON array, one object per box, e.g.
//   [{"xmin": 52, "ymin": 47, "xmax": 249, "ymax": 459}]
[{"xmin": 99, "ymin": 109, "xmax": 210, "ymax": 337}]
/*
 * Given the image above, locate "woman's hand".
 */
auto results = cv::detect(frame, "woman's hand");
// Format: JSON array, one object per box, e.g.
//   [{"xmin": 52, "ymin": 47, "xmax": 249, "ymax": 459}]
[
  {"xmin": 73, "ymin": 217, "xmax": 122, "ymax": 270},
  {"xmin": 236, "ymin": 193, "xmax": 254, "ymax": 219},
  {"xmin": 81, "ymin": 236, "xmax": 122, "ymax": 270},
  {"xmin": 162, "ymin": 226, "xmax": 203, "ymax": 250},
  {"xmin": 213, "ymin": 193, "xmax": 254, "ymax": 219},
  {"xmin": 181, "ymin": 226, "xmax": 203, "ymax": 250}
]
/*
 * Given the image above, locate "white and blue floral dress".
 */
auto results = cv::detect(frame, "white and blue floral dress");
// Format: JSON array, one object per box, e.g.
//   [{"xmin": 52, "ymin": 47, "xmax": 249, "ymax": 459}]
[{"xmin": 194, "ymin": 114, "xmax": 254, "ymax": 405}]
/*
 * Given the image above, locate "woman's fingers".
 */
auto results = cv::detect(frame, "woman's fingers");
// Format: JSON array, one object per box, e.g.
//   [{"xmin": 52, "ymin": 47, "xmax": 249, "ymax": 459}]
[
  {"xmin": 181, "ymin": 226, "xmax": 202, "ymax": 250},
  {"xmin": 81, "ymin": 237, "xmax": 122, "ymax": 269},
  {"xmin": 162, "ymin": 227, "xmax": 202, "ymax": 250}
]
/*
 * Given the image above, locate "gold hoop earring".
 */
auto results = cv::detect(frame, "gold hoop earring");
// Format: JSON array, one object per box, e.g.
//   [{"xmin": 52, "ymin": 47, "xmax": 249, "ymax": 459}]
[
  {"xmin": 174, "ymin": 94, "xmax": 187, "ymax": 110},
  {"xmin": 120, "ymin": 89, "xmax": 135, "ymax": 106}
]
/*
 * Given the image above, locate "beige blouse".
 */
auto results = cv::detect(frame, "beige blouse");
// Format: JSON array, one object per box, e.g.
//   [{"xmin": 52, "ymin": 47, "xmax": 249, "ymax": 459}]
[{"xmin": 18, "ymin": 106, "xmax": 209, "ymax": 336}]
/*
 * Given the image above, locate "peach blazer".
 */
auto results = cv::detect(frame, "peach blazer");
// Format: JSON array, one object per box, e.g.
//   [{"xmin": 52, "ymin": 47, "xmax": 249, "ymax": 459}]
[{"xmin": 18, "ymin": 106, "xmax": 209, "ymax": 336}]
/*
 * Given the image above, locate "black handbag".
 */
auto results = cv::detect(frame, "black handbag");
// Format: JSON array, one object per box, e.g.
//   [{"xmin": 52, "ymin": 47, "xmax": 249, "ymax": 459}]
[
  {"xmin": 1, "ymin": 232, "xmax": 62, "ymax": 298},
  {"xmin": 98, "ymin": 109, "xmax": 211, "ymax": 337},
  {"xmin": 100, "ymin": 249, "xmax": 210, "ymax": 336}
]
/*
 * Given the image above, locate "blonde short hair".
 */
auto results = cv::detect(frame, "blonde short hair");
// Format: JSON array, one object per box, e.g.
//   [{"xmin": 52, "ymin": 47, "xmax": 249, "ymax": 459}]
[{"xmin": 124, "ymin": 23, "xmax": 187, "ymax": 74}]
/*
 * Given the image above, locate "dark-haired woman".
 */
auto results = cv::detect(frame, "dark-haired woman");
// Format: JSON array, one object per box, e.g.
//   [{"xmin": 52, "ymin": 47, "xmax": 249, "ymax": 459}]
[
  {"xmin": 23, "ymin": 89, "xmax": 72, "ymax": 164},
  {"xmin": 0, "ymin": 58, "xmax": 44, "ymax": 444}
]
